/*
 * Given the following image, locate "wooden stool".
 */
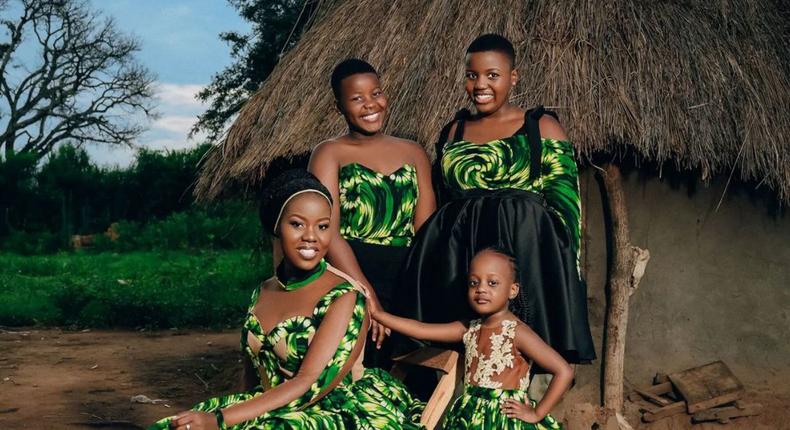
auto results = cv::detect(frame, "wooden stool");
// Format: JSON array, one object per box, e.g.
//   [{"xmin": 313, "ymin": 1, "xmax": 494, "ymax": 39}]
[{"xmin": 390, "ymin": 347, "xmax": 460, "ymax": 430}]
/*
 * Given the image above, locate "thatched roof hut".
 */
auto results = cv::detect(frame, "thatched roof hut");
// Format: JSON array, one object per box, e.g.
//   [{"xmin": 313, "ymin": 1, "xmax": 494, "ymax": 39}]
[{"xmin": 195, "ymin": 0, "xmax": 790, "ymax": 201}]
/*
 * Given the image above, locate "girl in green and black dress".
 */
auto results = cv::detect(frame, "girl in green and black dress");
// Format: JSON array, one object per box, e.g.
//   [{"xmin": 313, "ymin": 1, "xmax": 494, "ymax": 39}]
[
  {"xmin": 309, "ymin": 59, "xmax": 436, "ymax": 370},
  {"xmin": 397, "ymin": 34, "xmax": 595, "ymax": 365}
]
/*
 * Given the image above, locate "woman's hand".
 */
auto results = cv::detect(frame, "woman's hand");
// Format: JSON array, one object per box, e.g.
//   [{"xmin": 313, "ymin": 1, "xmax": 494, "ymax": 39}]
[
  {"xmin": 366, "ymin": 293, "xmax": 390, "ymax": 348},
  {"xmin": 501, "ymin": 398, "xmax": 543, "ymax": 423},
  {"xmin": 169, "ymin": 411, "xmax": 218, "ymax": 430},
  {"xmin": 366, "ymin": 293, "xmax": 382, "ymax": 317}
]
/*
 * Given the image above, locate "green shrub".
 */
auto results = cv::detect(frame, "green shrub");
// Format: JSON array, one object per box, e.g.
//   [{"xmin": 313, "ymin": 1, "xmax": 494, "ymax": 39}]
[
  {"xmin": 0, "ymin": 230, "xmax": 63, "ymax": 255},
  {"xmin": 0, "ymin": 250, "xmax": 272, "ymax": 328}
]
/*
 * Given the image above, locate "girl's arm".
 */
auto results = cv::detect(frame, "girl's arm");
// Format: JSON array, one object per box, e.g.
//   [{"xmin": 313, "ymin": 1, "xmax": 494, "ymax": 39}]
[
  {"xmin": 308, "ymin": 142, "xmax": 388, "ymax": 347},
  {"xmin": 369, "ymin": 301, "xmax": 465, "ymax": 344},
  {"xmin": 410, "ymin": 143, "xmax": 436, "ymax": 231},
  {"xmin": 502, "ymin": 323, "xmax": 574, "ymax": 423}
]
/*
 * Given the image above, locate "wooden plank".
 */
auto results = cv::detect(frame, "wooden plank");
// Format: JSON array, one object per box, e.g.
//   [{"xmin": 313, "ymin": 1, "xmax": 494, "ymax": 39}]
[
  {"xmin": 692, "ymin": 403, "xmax": 762, "ymax": 424},
  {"xmin": 421, "ymin": 354, "xmax": 460, "ymax": 430},
  {"xmin": 642, "ymin": 401, "xmax": 686, "ymax": 422},
  {"xmin": 393, "ymin": 347, "xmax": 458, "ymax": 373},
  {"xmin": 668, "ymin": 361, "xmax": 744, "ymax": 413},
  {"xmin": 632, "ymin": 399, "xmax": 659, "ymax": 414},
  {"xmin": 628, "ymin": 381, "xmax": 673, "ymax": 403},
  {"xmin": 633, "ymin": 387, "xmax": 671, "ymax": 406}
]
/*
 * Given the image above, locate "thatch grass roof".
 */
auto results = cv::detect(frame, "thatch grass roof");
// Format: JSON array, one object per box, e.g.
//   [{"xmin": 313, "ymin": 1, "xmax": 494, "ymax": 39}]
[{"xmin": 196, "ymin": 0, "xmax": 790, "ymax": 202}]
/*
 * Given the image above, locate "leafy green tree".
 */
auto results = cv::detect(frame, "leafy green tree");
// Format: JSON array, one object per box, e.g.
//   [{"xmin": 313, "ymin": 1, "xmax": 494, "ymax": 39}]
[
  {"xmin": 36, "ymin": 144, "xmax": 99, "ymax": 236},
  {"xmin": 192, "ymin": 0, "xmax": 327, "ymax": 142},
  {"xmin": 0, "ymin": 151, "xmax": 36, "ymax": 234},
  {"xmin": 126, "ymin": 144, "xmax": 212, "ymax": 220}
]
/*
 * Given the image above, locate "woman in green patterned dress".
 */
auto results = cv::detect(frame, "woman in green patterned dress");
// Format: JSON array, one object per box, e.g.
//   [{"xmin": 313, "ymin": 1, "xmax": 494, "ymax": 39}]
[
  {"xmin": 396, "ymin": 34, "xmax": 595, "ymax": 365},
  {"xmin": 150, "ymin": 170, "xmax": 424, "ymax": 430},
  {"xmin": 372, "ymin": 247, "xmax": 571, "ymax": 429},
  {"xmin": 309, "ymin": 59, "xmax": 436, "ymax": 370}
]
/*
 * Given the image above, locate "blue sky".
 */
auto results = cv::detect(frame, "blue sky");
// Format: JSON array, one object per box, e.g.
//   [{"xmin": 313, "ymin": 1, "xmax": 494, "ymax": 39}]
[{"xmin": 56, "ymin": 1, "xmax": 250, "ymax": 166}]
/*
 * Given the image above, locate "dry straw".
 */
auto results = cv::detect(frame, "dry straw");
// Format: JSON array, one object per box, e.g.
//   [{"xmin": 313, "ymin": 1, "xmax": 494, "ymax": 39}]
[{"xmin": 195, "ymin": 0, "xmax": 790, "ymax": 202}]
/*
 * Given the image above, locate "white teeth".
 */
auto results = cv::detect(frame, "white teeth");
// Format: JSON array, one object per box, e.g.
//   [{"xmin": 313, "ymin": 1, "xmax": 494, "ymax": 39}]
[
  {"xmin": 361, "ymin": 112, "xmax": 380, "ymax": 122},
  {"xmin": 298, "ymin": 249, "xmax": 317, "ymax": 259},
  {"xmin": 474, "ymin": 94, "xmax": 494, "ymax": 103}
]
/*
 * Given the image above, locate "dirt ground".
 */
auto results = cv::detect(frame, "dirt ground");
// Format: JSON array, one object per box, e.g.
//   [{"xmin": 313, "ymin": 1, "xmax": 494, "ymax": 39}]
[{"xmin": 1, "ymin": 328, "xmax": 788, "ymax": 430}]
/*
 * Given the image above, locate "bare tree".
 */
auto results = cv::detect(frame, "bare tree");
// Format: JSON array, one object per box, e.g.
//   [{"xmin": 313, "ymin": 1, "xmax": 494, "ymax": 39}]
[{"xmin": 0, "ymin": 0, "xmax": 156, "ymax": 160}]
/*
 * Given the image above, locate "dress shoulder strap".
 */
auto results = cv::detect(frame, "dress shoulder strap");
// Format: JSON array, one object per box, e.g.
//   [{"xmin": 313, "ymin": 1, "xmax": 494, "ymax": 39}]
[
  {"xmin": 433, "ymin": 108, "xmax": 471, "ymax": 206},
  {"xmin": 522, "ymin": 105, "xmax": 559, "ymax": 182},
  {"xmin": 435, "ymin": 108, "xmax": 472, "ymax": 160}
]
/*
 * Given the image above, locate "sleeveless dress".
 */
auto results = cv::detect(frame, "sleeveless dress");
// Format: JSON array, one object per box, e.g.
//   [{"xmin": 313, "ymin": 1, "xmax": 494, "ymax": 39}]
[
  {"xmin": 149, "ymin": 260, "xmax": 424, "ymax": 430},
  {"xmin": 338, "ymin": 162, "xmax": 418, "ymax": 369},
  {"xmin": 443, "ymin": 319, "xmax": 562, "ymax": 429},
  {"xmin": 396, "ymin": 108, "xmax": 595, "ymax": 364}
]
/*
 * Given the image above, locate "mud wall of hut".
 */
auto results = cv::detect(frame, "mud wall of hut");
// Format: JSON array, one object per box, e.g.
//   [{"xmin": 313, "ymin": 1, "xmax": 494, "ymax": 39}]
[{"xmin": 578, "ymin": 168, "xmax": 790, "ymax": 392}]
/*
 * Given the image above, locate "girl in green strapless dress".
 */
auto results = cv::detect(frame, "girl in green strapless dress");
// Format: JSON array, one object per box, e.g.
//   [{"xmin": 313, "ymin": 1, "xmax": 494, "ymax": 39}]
[
  {"xmin": 309, "ymin": 59, "xmax": 435, "ymax": 370},
  {"xmin": 149, "ymin": 170, "xmax": 423, "ymax": 430}
]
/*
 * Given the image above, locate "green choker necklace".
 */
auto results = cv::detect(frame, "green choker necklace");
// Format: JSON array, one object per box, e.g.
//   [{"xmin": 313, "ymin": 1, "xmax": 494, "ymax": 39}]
[{"xmin": 276, "ymin": 260, "xmax": 327, "ymax": 291}]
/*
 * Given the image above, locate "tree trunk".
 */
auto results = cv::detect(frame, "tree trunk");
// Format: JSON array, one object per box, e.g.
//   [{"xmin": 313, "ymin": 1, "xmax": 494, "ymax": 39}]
[{"xmin": 599, "ymin": 163, "xmax": 650, "ymax": 413}]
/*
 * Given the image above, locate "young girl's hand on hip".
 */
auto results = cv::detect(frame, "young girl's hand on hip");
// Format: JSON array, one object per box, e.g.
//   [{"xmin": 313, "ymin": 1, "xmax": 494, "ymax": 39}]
[{"xmin": 501, "ymin": 398, "xmax": 543, "ymax": 423}]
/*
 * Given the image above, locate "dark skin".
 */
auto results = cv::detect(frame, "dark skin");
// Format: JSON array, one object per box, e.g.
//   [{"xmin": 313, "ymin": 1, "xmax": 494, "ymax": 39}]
[
  {"xmin": 368, "ymin": 250, "xmax": 574, "ymax": 424},
  {"xmin": 309, "ymin": 71, "xmax": 436, "ymax": 348},
  {"xmin": 450, "ymin": 50, "xmax": 569, "ymax": 143},
  {"xmin": 170, "ymin": 193, "xmax": 359, "ymax": 429}
]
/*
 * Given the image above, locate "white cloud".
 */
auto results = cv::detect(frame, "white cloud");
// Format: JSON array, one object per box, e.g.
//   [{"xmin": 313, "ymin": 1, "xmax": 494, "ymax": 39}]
[
  {"xmin": 145, "ymin": 138, "xmax": 201, "ymax": 152},
  {"xmin": 156, "ymin": 82, "xmax": 205, "ymax": 109},
  {"xmin": 153, "ymin": 115, "xmax": 198, "ymax": 135}
]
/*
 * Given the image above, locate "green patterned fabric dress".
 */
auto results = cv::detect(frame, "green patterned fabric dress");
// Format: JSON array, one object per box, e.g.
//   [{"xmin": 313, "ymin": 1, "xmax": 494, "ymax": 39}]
[
  {"xmin": 443, "ymin": 319, "xmax": 562, "ymax": 430},
  {"xmin": 441, "ymin": 136, "xmax": 581, "ymax": 261},
  {"xmin": 149, "ymin": 260, "xmax": 424, "ymax": 430},
  {"xmin": 397, "ymin": 108, "xmax": 596, "ymax": 364},
  {"xmin": 338, "ymin": 163, "xmax": 418, "ymax": 247},
  {"xmin": 337, "ymin": 162, "xmax": 419, "ymax": 370}
]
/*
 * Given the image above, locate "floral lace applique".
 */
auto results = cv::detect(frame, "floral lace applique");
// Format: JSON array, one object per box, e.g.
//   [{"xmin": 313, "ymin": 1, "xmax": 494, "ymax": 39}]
[
  {"xmin": 519, "ymin": 367, "xmax": 531, "ymax": 390},
  {"xmin": 462, "ymin": 319, "xmax": 481, "ymax": 384},
  {"xmin": 463, "ymin": 319, "xmax": 519, "ymax": 389}
]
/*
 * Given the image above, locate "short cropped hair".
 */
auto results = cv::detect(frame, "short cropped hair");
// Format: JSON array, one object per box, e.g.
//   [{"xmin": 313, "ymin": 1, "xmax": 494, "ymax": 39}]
[
  {"xmin": 466, "ymin": 34, "xmax": 516, "ymax": 67},
  {"xmin": 330, "ymin": 58, "xmax": 378, "ymax": 99}
]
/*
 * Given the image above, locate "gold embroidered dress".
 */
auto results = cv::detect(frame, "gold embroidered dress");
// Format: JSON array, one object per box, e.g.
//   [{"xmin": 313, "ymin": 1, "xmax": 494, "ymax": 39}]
[{"xmin": 442, "ymin": 319, "xmax": 562, "ymax": 430}]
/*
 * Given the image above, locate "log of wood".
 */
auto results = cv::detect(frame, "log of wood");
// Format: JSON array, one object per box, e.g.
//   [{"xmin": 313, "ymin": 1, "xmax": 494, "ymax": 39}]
[{"xmin": 599, "ymin": 163, "xmax": 650, "ymax": 412}]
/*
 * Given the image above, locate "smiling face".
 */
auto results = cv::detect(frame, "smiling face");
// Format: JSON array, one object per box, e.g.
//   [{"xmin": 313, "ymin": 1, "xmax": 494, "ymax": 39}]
[
  {"xmin": 464, "ymin": 50, "xmax": 518, "ymax": 116},
  {"xmin": 277, "ymin": 192, "xmax": 332, "ymax": 271},
  {"xmin": 336, "ymin": 72, "xmax": 387, "ymax": 134},
  {"xmin": 467, "ymin": 249, "xmax": 519, "ymax": 316}
]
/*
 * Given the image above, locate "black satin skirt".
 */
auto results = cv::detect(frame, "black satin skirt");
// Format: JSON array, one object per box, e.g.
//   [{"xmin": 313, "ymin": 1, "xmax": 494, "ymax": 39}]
[
  {"xmin": 395, "ymin": 188, "xmax": 596, "ymax": 364},
  {"xmin": 347, "ymin": 239, "xmax": 410, "ymax": 370}
]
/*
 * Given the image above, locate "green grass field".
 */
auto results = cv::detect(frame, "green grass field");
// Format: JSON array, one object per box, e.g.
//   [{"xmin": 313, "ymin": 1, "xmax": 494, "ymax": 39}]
[{"xmin": 0, "ymin": 250, "xmax": 271, "ymax": 328}]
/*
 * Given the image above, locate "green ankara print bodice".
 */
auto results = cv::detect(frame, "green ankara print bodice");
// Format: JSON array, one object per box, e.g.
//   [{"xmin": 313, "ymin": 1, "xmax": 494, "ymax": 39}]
[
  {"xmin": 338, "ymin": 163, "xmax": 418, "ymax": 247},
  {"xmin": 441, "ymin": 136, "xmax": 582, "ymax": 261}
]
